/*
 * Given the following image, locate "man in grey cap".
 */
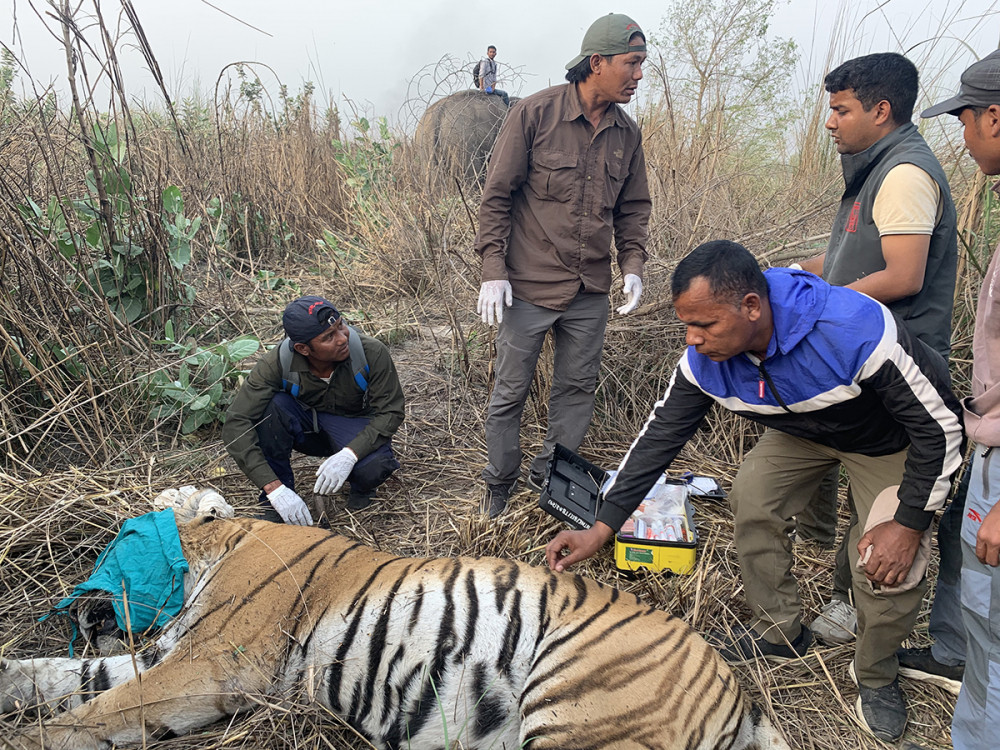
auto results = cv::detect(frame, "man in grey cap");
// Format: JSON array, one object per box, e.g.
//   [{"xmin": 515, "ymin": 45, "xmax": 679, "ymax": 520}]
[
  {"xmin": 475, "ymin": 13, "xmax": 651, "ymax": 518},
  {"xmin": 922, "ymin": 48, "xmax": 1000, "ymax": 750}
]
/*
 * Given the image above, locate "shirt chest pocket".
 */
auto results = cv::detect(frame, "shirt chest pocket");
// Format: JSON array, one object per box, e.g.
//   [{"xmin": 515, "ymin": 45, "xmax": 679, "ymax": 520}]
[
  {"xmin": 528, "ymin": 149, "xmax": 578, "ymax": 203},
  {"xmin": 604, "ymin": 155, "xmax": 629, "ymax": 209},
  {"xmin": 304, "ymin": 376, "xmax": 364, "ymax": 415}
]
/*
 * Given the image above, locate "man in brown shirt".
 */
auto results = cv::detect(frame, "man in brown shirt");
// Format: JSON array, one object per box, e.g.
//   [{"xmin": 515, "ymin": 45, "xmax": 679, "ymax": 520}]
[{"xmin": 475, "ymin": 13, "xmax": 651, "ymax": 517}]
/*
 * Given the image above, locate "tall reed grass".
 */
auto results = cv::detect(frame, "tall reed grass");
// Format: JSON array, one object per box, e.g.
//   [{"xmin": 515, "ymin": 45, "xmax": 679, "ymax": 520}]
[
  {"xmin": 2, "ymin": 0, "xmax": 996, "ymax": 475},
  {"xmin": 2, "ymin": 2, "xmax": 998, "ymax": 748}
]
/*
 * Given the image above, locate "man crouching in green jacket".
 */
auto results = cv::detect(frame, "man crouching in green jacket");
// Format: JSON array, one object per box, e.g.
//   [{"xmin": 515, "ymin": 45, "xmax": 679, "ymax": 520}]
[{"xmin": 223, "ymin": 295, "xmax": 405, "ymax": 524}]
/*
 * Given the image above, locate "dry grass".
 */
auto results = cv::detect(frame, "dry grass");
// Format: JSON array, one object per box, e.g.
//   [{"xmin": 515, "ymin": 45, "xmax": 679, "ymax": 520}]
[
  {"xmin": 0, "ymin": 2, "xmax": 991, "ymax": 748},
  {"xmin": 0, "ymin": 293, "xmax": 960, "ymax": 749}
]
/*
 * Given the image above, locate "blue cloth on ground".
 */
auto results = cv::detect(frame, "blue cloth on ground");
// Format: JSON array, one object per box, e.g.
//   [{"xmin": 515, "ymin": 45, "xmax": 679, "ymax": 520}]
[{"xmin": 45, "ymin": 508, "xmax": 188, "ymax": 651}]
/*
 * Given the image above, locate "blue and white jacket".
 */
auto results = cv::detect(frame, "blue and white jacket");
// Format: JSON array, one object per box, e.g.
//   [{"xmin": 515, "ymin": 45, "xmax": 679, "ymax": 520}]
[{"xmin": 597, "ymin": 268, "xmax": 964, "ymax": 532}]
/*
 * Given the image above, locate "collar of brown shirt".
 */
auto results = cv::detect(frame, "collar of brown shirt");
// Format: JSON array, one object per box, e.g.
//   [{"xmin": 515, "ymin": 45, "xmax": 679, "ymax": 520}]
[{"xmin": 476, "ymin": 83, "xmax": 650, "ymax": 311}]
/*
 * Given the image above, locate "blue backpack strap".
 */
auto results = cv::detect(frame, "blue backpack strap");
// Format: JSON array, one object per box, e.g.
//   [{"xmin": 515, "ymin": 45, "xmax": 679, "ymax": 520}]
[
  {"xmin": 279, "ymin": 337, "xmax": 320, "ymax": 431},
  {"xmin": 278, "ymin": 337, "xmax": 300, "ymax": 398},
  {"xmin": 347, "ymin": 326, "xmax": 370, "ymax": 397}
]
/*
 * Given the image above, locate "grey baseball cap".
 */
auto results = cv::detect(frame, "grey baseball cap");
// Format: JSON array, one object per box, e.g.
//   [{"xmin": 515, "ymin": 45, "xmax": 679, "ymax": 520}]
[
  {"xmin": 565, "ymin": 13, "xmax": 645, "ymax": 70},
  {"xmin": 922, "ymin": 49, "xmax": 1000, "ymax": 118}
]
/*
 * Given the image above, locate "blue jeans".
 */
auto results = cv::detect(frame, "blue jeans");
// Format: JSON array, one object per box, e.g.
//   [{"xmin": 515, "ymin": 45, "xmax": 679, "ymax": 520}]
[
  {"xmin": 929, "ymin": 466, "xmax": 968, "ymax": 666},
  {"xmin": 952, "ymin": 445, "xmax": 1000, "ymax": 749},
  {"xmin": 256, "ymin": 392, "xmax": 399, "ymax": 500},
  {"xmin": 485, "ymin": 88, "xmax": 509, "ymax": 106}
]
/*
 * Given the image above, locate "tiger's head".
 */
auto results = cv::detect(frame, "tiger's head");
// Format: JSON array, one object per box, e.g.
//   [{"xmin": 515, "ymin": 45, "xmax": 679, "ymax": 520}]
[
  {"xmin": 67, "ymin": 488, "xmax": 233, "ymax": 656},
  {"xmin": 71, "ymin": 595, "xmax": 122, "ymax": 655}
]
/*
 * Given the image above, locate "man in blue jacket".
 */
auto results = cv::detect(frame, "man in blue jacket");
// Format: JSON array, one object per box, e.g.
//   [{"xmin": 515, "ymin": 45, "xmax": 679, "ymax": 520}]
[{"xmin": 546, "ymin": 240, "xmax": 964, "ymax": 742}]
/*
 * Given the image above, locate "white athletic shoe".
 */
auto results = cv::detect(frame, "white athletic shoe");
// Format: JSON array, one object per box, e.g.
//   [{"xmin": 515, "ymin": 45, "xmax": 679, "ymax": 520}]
[{"xmin": 810, "ymin": 599, "xmax": 857, "ymax": 645}]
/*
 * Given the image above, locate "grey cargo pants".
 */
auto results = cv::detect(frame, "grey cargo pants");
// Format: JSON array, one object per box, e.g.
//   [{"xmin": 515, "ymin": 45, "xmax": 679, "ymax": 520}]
[{"xmin": 482, "ymin": 292, "xmax": 608, "ymax": 487}]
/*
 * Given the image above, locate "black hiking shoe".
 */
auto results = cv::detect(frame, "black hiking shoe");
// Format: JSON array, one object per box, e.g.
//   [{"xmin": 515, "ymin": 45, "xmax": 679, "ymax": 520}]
[
  {"xmin": 710, "ymin": 623, "xmax": 812, "ymax": 664},
  {"xmin": 526, "ymin": 470, "xmax": 546, "ymax": 493},
  {"xmin": 897, "ymin": 646, "xmax": 964, "ymax": 696},
  {"xmin": 850, "ymin": 662, "xmax": 907, "ymax": 742},
  {"xmin": 482, "ymin": 483, "xmax": 513, "ymax": 518},
  {"xmin": 347, "ymin": 487, "xmax": 376, "ymax": 511}
]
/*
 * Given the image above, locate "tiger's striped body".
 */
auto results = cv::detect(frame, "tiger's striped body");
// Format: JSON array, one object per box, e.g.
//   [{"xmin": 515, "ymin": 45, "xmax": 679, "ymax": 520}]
[{"xmin": 1, "ymin": 516, "xmax": 789, "ymax": 749}]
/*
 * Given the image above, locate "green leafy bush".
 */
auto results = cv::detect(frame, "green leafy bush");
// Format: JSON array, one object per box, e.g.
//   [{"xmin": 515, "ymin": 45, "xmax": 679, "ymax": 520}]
[
  {"xmin": 17, "ymin": 122, "xmax": 201, "ymax": 324},
  {"xmin": 146, "ymin": 321, "xmax": 260, "ymax": 433}
]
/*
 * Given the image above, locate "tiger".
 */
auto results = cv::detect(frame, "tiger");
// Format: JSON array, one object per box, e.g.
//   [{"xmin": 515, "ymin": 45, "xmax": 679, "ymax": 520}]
[{"xmin": 1, "ymin": 513, "xmax": 791, "ymax": 750}]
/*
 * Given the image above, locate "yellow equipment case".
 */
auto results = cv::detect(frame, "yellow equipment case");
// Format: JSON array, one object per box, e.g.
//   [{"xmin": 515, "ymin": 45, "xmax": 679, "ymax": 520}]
[{"xmin": 613, "ymin": 477, "xmax": 697, "ymax": 575}]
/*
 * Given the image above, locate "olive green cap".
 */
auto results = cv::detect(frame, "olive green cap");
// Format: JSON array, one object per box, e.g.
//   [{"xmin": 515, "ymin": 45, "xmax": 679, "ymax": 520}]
[{"xmin": 565, "ymin": 13, "xmax": 646, "ymax": 70}]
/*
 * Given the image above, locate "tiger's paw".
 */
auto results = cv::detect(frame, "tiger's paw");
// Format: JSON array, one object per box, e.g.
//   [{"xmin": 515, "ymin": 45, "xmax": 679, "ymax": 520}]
[{"xmin": 0, "ymin": 659, "xmax": 36, "ymax": 716}]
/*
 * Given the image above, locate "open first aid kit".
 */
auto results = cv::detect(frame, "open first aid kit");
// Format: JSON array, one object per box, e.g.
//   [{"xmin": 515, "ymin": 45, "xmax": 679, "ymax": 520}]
[
  {"xmin": 613, "ymin": 474, "xmax": 698, "ymax": 575},
  {"xmin": 538, "ymin": 445, "xmax": 723, "ymax": 575}
]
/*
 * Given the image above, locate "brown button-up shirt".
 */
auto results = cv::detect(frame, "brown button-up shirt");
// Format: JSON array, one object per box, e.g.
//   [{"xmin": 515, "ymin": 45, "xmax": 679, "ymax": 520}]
[{"xmin": 476, "ymin": 83, "xmax": 650, "ymax": 311}]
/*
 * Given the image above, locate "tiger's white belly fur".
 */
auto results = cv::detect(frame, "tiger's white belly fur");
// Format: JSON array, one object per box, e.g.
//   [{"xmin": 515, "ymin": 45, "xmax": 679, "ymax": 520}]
[
  {"xmin": 286, "ymin": 565, "xmax": 536, "ymax": 748},
  {"xmin": 1, "ymin": 516, "xmax": 790, "ymax": 750}
]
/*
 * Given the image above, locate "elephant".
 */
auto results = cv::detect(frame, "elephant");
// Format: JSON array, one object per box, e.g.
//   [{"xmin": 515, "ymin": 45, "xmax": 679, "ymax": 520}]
[{"xmin": 414, "ymin": 90, "xmax": 518, "ymax": 185}]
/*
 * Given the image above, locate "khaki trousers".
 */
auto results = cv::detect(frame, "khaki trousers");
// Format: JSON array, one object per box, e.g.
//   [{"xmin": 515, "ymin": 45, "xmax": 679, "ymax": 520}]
[{"xmin": 730, "ymin": 429, "xmax": 925, "ymax": 685}]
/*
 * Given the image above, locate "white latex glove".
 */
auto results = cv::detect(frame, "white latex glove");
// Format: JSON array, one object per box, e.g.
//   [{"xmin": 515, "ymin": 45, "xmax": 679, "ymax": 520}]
[
  {"xmin": 616, "ymin": 273, "xmax": 643, "ymax": 315},
  {"xmin": 266, "ymin": 485, "xmax": 313, "ymax": 526},
  {"xmin": 477, "ymin": 280, "xmax": 513, "ymax": 326},
  {"xmin": 313, "ymin": 447, "xmax": 359, "ymax": 495}
]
